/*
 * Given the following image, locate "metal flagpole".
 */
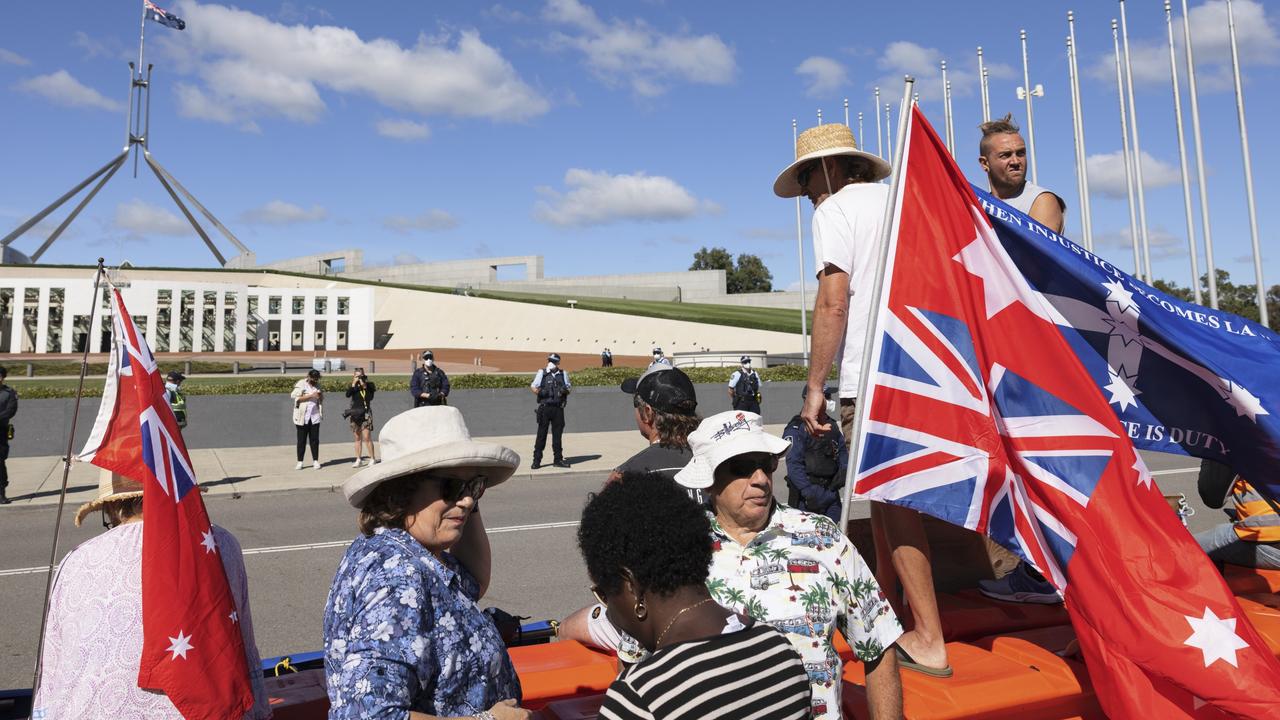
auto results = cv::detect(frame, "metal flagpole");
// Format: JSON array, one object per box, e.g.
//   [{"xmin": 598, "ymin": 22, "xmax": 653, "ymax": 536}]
[
  {"xmin": 844, "ymin": 98, "xmax": 850, "ymax": 128},
  {"xmin": 1181, "ymin": 0, "xmax": 1217, "ymax": 307},
  {"xmin": 1018, "ymin": 29, "xmax": 1042, "ymax": 185},
  {"xmin": 1165, "ymin": 0, "xmax": 1202, "ymax": 304},
  {"xmin": 1068, "ymin": 11, "xmax": 1095, "ymax": 251},
  {"xmin": 817, "ymin": 108, "xmax": 823, "ymax": 126},
  {"xmin": 884, "ymin": 103, "xmax": 893, "ymax": 160},
  {"xmin": 840, "ymin": 77, "xmax": 915, "ymax": 533},
  {"xmin": 1119, "ymin": 0, "xmax": 1152, "ymax": 282},
  {"xmin": 1066, "ymin": 35, "xmax": 1088, "ymax": 248},
  {"xmin": 874, "ymin": 86, "xmax": 883, "ymax": 158},
  {"xmin": 31, "ymin": 259, "xmax": 106, "ymax": 695},
  {"xmin": 858, "ymin": 112, "xmax": 864, "ymax": 151},
  {"xmin": 946, "ymin": 80, "xmax": 955, "ymax": 153},
  {"xmin": 1113, "ymin": 19, "xmax": 1142, "ymax": 277},
  {"xmin": 1226, "ymin": 0, "xmax": 1268, "ymax": 326},
  {"xmin": 793, "ymin": 119, "xmax": 810, "ymax": 362},
  {"xmin": 941, "ymin": 60, "xmax": 953, "ymax": 155},
  {"xmin": 978, "ymin": 47, "xmax": 991, "ymax": 122}
]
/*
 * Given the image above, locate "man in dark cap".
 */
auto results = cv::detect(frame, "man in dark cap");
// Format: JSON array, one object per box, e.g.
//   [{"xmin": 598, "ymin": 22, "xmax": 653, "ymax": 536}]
[
  {"xmin": 530, "ymin": 353, "xmax": 571, "ymax": 469},
  {"xmin": 610, "ymin": 365, "xmax": 701, "ymax": 487}
]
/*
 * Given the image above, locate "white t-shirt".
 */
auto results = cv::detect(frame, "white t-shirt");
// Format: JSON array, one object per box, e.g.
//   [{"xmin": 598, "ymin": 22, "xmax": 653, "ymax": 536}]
[{"xmin": 812, "ymin": 182, "xmax": 890, "ymax": 398}]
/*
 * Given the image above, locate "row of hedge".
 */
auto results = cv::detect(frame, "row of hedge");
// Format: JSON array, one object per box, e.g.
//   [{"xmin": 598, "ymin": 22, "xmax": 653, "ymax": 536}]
[
  {"xmin": 5, "ymin": 360, "xmax": 237, "ymax": 377},
  {"xmin": 12, "ymin": 364, "xmax": 820, "ymax": 399}
]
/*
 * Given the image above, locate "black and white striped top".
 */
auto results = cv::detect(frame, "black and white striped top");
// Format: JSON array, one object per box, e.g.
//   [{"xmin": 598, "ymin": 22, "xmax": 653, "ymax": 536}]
[{"xmin": 598, "ymin": 621, "xmax": 812, "ymax": 720}]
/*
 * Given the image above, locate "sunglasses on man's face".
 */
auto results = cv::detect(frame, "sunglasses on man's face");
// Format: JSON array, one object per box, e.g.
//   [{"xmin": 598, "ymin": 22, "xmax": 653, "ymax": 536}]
[
  {"xmin": 723, "ymin": 452, "xmax": 778, "ymax": 479},
  {"xmin": 430, "ymin": 474, "xmax": 487, "ymax": 504}
]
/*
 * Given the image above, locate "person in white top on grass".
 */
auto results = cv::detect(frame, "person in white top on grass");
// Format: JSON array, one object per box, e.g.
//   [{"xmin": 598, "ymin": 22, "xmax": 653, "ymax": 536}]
[{"xmin": 776, "ymin": 122, "xmax": 953, "ymax": 678}]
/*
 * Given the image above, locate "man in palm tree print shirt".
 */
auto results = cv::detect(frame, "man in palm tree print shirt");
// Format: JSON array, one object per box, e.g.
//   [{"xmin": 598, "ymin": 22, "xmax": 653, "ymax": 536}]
[{"xmin": 704, "ymin": 506, "xmax": 902, "ymax": 718}]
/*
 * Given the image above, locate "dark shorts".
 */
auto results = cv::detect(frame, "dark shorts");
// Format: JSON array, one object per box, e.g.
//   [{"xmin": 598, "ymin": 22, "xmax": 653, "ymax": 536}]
[{"xmin": 349, "ymin": 413, "xmax": 373, "ymax": 432}]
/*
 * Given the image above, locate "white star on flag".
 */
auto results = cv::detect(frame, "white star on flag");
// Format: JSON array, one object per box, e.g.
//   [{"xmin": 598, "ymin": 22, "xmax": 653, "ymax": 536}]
[
  {"xmin": 1183, "ymin": 607, "xmax": 1249, "ymax": 667},
  {"xmin": 1101, "ymin": 314, "xmax": 1143, "ymax": 347},
  {"xmin": 200, "ymin": 529, "xmax": 217, "ymax": 554},
  {"xmin": 1132, "ymin": 455, "xmax": 1154, "ymax": 490},
  {"xmin": 166, "ymin": 630, "xmax": 194, "ymax": 660},
  {"xmin": 1104, "ymin": 368, "xmax": 1142, "ymax": 412},
  {"xmin": 1101, "ymin": 280, "xmax": 1140, "ymax": 316},
  {"xmin": 953, "ymin": 229, "xmax": 1050, "ymax": 323},
  {"xmin": 1218, "ymin": 379, "xmax": 1268, "ymax": 423}
]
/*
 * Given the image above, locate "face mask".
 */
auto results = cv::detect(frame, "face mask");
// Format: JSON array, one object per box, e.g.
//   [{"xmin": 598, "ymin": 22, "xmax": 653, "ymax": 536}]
[
  {"xmin": 425, "ymin": 358, "xmax": 434, "ymax": 367},
  {"xmin": 546, "ymin": 362, "xmax": 556, "ymax": 372},
  {"xmin": 826, "ymin": 398, "xmax": 839, "ymax": 418},
  {"xmin": 742, "ymin": 363, "xmax": 751, "ymax": 371}
]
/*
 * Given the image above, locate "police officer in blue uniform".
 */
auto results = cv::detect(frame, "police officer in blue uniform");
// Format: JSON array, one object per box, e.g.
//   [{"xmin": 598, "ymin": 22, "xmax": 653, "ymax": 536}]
[
  {"xmin": 727, "ymin": 356, "xmax": 762, "ymax": 414},
  {"xmin": 530, "ymin": 353, "xmax": 571, "ymax": 469},
  {"xmin": 410, "ymin": 350, "xmax": 450, "ymax": 407}
]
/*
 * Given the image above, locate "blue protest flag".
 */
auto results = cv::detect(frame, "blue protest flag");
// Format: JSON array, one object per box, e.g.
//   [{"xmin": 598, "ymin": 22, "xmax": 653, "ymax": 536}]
[{"xmin": 976, "ymin": 187, "xmax": 1280, "ymax": 500}]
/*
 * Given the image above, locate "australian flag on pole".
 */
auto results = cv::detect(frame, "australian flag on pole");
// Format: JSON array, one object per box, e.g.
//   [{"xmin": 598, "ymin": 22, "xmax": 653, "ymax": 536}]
[
  {"xmin": 78, "ymin": 289, "xmax": 252, "ymax": 720},
  {"xmin": 977, "ymin": 189, "xmax": 1280, "ymax": 501},
  {"xmin": 853, "ymin": 105, "xmax": 1280, "ymax": 718},
  {"xmin": 144, "ymin": 0, "xmax": 186, "ymax": 30}
]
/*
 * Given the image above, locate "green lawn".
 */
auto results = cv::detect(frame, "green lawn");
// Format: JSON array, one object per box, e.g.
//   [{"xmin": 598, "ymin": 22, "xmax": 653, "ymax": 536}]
[{"xmin": 470, "ymin": 288, "xmax": 812, "ymax": 334}]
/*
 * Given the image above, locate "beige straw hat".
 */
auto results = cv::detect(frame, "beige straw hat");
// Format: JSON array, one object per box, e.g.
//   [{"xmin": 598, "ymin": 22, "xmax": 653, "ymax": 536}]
[
  {"xmin": 773, "ymin": 123, "xmax": 891, "ymax": 198},
  {"xmin": 74, "ymin": 470, "xmax": 145, "ymax": 526},
  {"xmin": 342, "ymin": 406, "xmax": 520, "ymax": 508}
]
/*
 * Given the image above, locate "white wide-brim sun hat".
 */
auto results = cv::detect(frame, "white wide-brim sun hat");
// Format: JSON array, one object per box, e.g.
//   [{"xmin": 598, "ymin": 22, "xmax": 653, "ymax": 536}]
[
  {"xmin": 773, "ymin": 123, "xmax": 891, "ymax": 198},
  {"xmin": 674, "ymin": 410, "xmax": 791, "ymax": 490},
  {"xmin": 343, "ymin": 406, "xmax": 520, "ymax": 508}
]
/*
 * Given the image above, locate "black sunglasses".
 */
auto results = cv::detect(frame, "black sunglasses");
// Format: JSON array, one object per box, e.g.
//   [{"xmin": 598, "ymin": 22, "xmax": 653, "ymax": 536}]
[
  {"xmin": 429, "ymin": 474, "xmax": 487, "ymax": 503},
  {"xmin": 724, "ymin": 452, "xmax": 778, "ymax": 478}
]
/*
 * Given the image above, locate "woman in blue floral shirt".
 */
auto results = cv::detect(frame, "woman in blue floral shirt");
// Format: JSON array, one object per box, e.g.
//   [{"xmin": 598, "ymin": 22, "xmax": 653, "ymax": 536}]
[{"xmin": 324, "ymin": 406, "xmax": 530, "ymax": 720}]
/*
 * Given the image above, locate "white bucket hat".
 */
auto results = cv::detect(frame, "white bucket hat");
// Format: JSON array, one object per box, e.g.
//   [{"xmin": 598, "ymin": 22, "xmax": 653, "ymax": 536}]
[
  {"xmin": 674, "ymin": 411, "xmax": 791, "ymax": 490},
  {"xmin": 773, "ymin": 123, "xmax": 891, "ymax": 198},
  {"xmin": 342, "ymin": 406, "xmax": 520, "ymax": 508}
]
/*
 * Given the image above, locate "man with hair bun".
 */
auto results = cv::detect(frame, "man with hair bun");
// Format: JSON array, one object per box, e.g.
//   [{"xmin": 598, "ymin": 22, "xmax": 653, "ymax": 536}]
[{"xmin": 977, "ymin": 113, "xmax": 1065, "ymax": 233}]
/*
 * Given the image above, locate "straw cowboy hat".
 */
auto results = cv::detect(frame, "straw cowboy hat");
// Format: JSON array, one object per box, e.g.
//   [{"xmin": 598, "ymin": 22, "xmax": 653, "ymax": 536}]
[
  {"xmin": 75, "ymin": 470, "xmax": 145, "ymax": 526},
  {"xmin": 342, "ymin": 405, "xmax": 520, "ymax": 508},
  {"xmin": 773, "ymin": 123, "xmax": 891, "ymax": 198}
]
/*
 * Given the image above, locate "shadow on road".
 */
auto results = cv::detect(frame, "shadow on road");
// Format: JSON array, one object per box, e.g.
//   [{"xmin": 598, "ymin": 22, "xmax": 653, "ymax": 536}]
[
  {"xmin": 563, "ymin": 454, "xmax": 602, "ymax": 465},
  {"xmin": 14, "ymin": 484, "xmax": 95, "ymax": 501}
]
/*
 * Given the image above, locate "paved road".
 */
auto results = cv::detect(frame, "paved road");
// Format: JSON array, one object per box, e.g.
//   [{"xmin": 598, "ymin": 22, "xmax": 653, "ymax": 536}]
[
  {"xmin": 10, "ymin": 381, "xmax": 808, "ymax": 457},
  {"xmin": 0, "ymin": 445, "xmax": 1210, "ymax": 691}
]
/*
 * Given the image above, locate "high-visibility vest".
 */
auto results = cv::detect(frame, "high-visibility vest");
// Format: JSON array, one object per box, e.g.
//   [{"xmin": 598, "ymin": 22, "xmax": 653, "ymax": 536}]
[{"xmin": 1231, "ymin": 478, "xmax": 1280, "ymax": 543}]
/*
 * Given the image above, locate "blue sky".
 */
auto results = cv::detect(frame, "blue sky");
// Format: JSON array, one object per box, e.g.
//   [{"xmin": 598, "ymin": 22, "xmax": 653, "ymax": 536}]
[{"xmin": 1, "ymin": 0, "xmax": 1276, "ymax": 294}]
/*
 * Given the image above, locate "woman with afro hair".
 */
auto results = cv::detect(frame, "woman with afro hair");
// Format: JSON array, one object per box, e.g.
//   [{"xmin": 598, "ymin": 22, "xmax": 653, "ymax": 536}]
[{"xmin": 578, "ymin": 472, "xmax": 811, "ymax": 719}]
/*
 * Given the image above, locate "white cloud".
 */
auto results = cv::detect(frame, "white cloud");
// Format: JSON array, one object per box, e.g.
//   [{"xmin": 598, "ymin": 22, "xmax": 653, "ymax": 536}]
[
  {"xmin": 0, "ymin": 48, "xmax": 29, "ymax": 66},
  {"xmin": 871, "ymin": 41, "xmax": 1015, "ymax": 104},
  {"xmin": 542, "ymin": 0, "xmax": 736, "ymax": 97},
  {"xmin": 14, "ymin": 70, "xmax": 125, "ymax": 112},
  {"xmin": 1094, "ymin": 226, "xmax": 1188, "ymax": 261},
  {"xmin": 165, "ymin": 1, "xmax": 548, "ymax": 127},
  {"xmin": 382, "ymin": 210, "xmax": 459, "ymax": 234},
  {"xmin": 796, "ymin": 57, "xmax": 848, "ymax": 98},
  {"xmin": 113, "ymin": 199, "xmax": 191, "ymax": 237},
  {"xmin": 535, "ymin": 169, "xmax": 714, "ymax": 227},
  {"xmin": 375, "ymin": 118, "xmax": 431, "ymax": 141},
  {"xmin": 1087, "ymin": 150, "xmax": 1181, "ymax": 198},
  {"xmin": 1087, "ymin": 0, "xmax": 1279, "ymax": 90},
  {"xmin": 740, "ymin": 227, "xmax": 792, "ymax": 241},
  {"xmin": 486, "ymin": 4, "xmax": 531, "ymax": 23},
  {"xmin": 239, "ymin": 200, "xmax": 327, "ymax": 225}
]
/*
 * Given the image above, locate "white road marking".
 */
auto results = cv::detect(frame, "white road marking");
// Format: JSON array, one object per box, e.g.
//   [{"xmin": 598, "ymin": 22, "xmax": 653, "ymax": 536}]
[{"xmin": 0, "ymin": 520, "xmax": 582, "ymax": 577}]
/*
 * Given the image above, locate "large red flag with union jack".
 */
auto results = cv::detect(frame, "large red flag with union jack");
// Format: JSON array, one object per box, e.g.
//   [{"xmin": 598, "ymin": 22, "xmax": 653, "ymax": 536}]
[
  {"xmin": 79, "ymin": 288, "xmax": 253, "ymax": 720},
  {"xmin": 852, "ymin": 106, "xmax": 1280, "ymax": 717}
]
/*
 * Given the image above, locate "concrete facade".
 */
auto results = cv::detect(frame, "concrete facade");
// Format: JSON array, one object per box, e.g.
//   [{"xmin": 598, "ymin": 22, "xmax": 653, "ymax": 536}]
[{"xmin": 0, "ymin": 266, "xmax": 801, "ymax": 356}]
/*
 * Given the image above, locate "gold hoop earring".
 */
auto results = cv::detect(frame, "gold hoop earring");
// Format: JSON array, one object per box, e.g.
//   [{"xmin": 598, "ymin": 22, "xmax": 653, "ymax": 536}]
[{"xmin": 633, "ymin": 598, "xmax": 647, "ymax": 621}]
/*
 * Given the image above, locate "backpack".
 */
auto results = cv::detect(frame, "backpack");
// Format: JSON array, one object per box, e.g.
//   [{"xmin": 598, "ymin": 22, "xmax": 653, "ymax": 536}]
[
  {"xmin": 539, "ymin": 369, "xmax": 566, "ymax": 405},
  {"xmin": 803, "ymin": 428, "xmax": 842, "ymax": 488}
]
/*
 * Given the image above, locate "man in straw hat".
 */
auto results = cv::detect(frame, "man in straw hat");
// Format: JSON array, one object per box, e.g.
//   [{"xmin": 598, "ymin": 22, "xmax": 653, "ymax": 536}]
[
  {"xmin": 775, "ymin": 123, "xmax": 952, "ymax": 677},
  {"xmin": 34, "ymin": 469, "xmax": 270, "ymax": 717}
]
